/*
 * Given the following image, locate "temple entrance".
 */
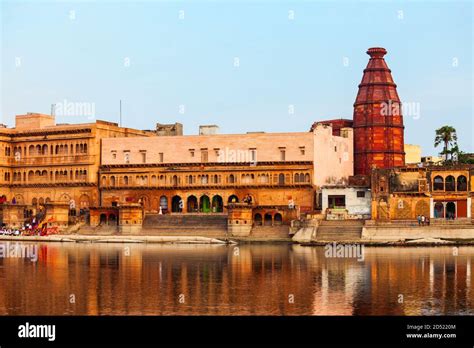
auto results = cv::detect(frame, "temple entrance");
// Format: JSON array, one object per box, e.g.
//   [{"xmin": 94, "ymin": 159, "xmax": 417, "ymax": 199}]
[
  {"xmin": 200, "ymin": 195, "xmax": 210, "ymax": 213},
  {"xmin": 212, "ymin": 195, "xmax": 223, "ymax": 212},
  {"xmin": 446, "ymin": 202, "xmax": 456, "ymax": 219},
  {"xmin": 187, "ymin": 195, "xmax": 198, "ymax": 213}
]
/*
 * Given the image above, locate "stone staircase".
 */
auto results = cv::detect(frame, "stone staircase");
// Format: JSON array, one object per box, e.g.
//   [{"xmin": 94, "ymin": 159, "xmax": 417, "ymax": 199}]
[
  {"xmin": 316, "ymin": 220, "xmax": 364, "ymax": 241},
  {"xmin": 250, "ymin": 225, "xmax": 290, "ymax": 239},
  {"xmin": 141, "ymin": 213, "xmax": 228, "ymax": 238}
]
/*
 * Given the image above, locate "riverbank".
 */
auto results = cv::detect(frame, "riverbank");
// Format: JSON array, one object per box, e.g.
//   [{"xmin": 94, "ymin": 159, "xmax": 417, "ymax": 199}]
[{"xmin": 0, "ymin": 234, "xmax": 233, "ymax": 244}]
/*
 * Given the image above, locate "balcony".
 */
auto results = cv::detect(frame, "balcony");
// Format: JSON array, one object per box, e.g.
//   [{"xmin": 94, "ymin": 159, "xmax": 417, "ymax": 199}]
[{"xmin": 7, "ymin": 154, "xmax": 95, "ymax": 166}]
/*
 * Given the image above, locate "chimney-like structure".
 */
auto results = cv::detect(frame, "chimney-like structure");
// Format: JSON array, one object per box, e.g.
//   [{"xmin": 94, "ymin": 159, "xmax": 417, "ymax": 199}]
[{"xmin": 353, "ymin": 47, "xmax": 405, "ymax": 175}]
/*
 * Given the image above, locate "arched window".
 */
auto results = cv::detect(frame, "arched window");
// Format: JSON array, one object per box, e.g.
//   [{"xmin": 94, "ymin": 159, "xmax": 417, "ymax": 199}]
[
  {"xmin": 124, "ymin": 176, "xmax": 129, "ymax": 185},
  {"xmin": 278, "ymin": 173, "xmax": 285, "ymax": 185},
  {"xmin": 294, "ymin": 173, "xmax": 299, "ymax": 183},
  {"xmin": 110, "ymin": 176, "xmax": 116, "ymax": 187},
  {"xmin": 457, "ymin": 175, "xmax": 467, "ymax": 191},
  {"xmin": 433, "ymin": 176, "xmax": 444, "ymax": 191},
  {"xmin": 228, "ymin": 174, "xmax": 235, "ymax": 184},
  {"xmin": 228, "ymin": 195, "xmax": 239, "ymax": 203},
  {"xmin": 445, "ymin": 175, "xmax": 455, "ymax": 191}
]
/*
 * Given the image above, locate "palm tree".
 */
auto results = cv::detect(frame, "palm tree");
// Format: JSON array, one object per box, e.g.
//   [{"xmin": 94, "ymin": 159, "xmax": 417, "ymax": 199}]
[{"xmin": 434, "ymin": 126, "xmax": 457, "ymax": 161}]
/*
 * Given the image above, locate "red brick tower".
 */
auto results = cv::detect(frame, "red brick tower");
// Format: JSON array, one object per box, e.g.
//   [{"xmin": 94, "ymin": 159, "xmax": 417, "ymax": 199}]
[{"xmin": 353, "ymin": 47, "xmax": 405, "ymax": 175}]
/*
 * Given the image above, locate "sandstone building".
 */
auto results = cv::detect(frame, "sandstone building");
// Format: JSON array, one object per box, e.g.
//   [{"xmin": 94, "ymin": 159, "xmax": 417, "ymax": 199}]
[{"xmin": 0, "ymin": 113, "xmax": 151, "ymax": 225}]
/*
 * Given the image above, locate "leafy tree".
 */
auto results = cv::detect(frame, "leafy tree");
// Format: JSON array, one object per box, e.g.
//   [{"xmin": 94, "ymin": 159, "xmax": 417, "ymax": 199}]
[{"xmin": 434, "ymin": 126, "xmax": 458, "ymax": 162}]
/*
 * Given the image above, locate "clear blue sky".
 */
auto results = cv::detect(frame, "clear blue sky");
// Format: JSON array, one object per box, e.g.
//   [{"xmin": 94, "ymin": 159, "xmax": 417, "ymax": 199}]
[{"xmin": 1, "ymin": 0, "xmax": 472, "ymax": 156}]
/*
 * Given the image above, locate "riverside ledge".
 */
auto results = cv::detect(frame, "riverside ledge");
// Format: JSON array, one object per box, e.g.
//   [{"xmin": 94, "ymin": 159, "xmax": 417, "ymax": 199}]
[{"xmin": 0, "ymin": 234, "xmax": 231, "ymax": 244}]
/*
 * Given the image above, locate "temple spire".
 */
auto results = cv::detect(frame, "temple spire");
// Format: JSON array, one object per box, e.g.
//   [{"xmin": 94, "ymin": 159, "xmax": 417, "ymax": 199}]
[{"xmin": 353, "ymin": 47, "xmax": 405, "ymax": 175}]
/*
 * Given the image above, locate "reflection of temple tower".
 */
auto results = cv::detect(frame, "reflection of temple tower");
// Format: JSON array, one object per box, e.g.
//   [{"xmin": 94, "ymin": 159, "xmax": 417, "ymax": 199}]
[{"xmin": 353, "ymin": 47, "xmax": 405, "ymax": 175}]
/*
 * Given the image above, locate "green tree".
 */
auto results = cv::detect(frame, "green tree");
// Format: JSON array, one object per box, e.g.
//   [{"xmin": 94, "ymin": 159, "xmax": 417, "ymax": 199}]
[{"xmin": 434, "ymin": 126, "xmax": 458, "ymax": 162}]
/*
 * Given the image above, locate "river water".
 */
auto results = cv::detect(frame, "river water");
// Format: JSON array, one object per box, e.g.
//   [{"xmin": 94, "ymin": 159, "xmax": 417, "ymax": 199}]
[{"xmin": 0, "ymin": 242, "xmax": 472, "ymax": 315}]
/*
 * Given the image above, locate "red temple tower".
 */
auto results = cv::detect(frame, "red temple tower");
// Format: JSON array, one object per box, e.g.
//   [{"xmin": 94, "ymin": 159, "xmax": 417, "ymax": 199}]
[{"xmin": 353, "ymin": 47, "xmax": 405, "ymax": 175}]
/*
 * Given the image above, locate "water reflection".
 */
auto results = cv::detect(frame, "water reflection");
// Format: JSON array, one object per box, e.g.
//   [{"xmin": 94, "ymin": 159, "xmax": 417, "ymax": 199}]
[{"xmin": 0, "ymin": 242, "xmax": 472, "ymax": 315}]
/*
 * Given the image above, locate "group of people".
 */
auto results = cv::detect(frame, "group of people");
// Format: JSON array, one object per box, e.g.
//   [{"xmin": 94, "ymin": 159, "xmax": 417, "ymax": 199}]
[
  {"xmin": 417, "ymin": 215, "xmax": 430, "ymax": 226},
  {"xmin": 0, "ymin": 216, "xmax": 50, "ymax": 236},
  {"xmin": 242, "ymin": 194, "xmax": 253, "ymax": 204}
]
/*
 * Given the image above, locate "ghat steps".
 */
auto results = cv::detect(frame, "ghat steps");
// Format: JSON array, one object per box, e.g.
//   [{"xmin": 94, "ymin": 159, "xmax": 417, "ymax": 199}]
[
  {"xmin": 141, "ymin": 214, "xmax": 228, "ymax": 238},
  {"xmin": 316, "ymin": 220, "xmax": 364, "ymax": 241}
]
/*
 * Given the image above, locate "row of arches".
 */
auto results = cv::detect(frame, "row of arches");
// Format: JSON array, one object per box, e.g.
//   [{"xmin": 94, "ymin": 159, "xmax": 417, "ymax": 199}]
[
  {"xmin": 433, "ymin": 175, "xmax": 467, "ymax": 191},
  {"xmin": 153, "ymin": 194, "xmax": 225, "ymax": 213},
  {"xmin": 102, "ymin": 171, "xmax": 312, "ymax": 187},
  {"xmin": 8, "ymin": 142, "xmax": 89, "ymax": 158},
  {"xmin": 7, "ymin": 169, "xmax": 88, "ymax": 183},
  {"xmin": 254, "ymin": 213, "xmax": 283, "ymax": 226},
  {"xmin": 131, "ymin": 194, "xmax": 245, "ymax": 213}
]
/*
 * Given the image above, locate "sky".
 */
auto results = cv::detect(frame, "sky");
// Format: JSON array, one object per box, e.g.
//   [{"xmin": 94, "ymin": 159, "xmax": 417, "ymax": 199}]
[{"xmin": 0, "ymin": 0, "xmax": 472, "ymax": 156}]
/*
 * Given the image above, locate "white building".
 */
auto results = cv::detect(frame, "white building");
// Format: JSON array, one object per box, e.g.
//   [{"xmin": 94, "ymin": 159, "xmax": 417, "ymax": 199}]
[{"xmin": 321, "ymin": 185, "xmax": 371, "ymax": 220}]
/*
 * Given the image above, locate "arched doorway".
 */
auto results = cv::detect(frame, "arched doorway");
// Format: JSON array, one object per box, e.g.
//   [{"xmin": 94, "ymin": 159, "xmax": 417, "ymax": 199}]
[
  {"xmin": 109, "ymin": 214, "xmax": 117, "ymax": 225},
  {"xmin": 446, "ymin": 202, "xmax": 456, "ymax": 219},
  {"xmin": 212, "ymin": 195, "xmax": 223, "ymax": 212},
  {"xmin": 200, "ymin": 195, "xmax": 210, "ymax": 213},
  {"xmin": 434, "ymin": 202, "xmax": 444, "ymax": 218},
  {"xmin": 187, "ymin": 195, "xmax": 198, "ymax": 213},
  {"xmin": 171, "ymin": 195, "xmax": 182, "ymax": 213},
  {"xmin": 254, "ymin": 213, "xmax": 263, "ymax": 226},
  {"xmin": 100, "ymin": 213, "xmax": 107, "ymax": 225},
  {"xmin": 274, "ymin": 213, "xmax": 283, "ymax": 225},
  {"xmin": 264, "ymin": 213, "xmax": 272, "ymax": 226},
  {"xmin": 228, "ymin": 195, "xmax": 239, "ymax": 203},
  {"xmin": 159, "ymin": 196, "xmax": 168, "ymax": 212}
]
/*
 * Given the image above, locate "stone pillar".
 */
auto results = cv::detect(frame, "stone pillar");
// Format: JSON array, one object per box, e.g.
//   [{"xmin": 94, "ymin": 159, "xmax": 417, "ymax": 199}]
[
  {"xmin": 429, "ymin": 198, "xmax": 434, "ymax": 218},
  {"xmin": 467, "ymin": 197, "xmax": 472, "ymax": 218}
]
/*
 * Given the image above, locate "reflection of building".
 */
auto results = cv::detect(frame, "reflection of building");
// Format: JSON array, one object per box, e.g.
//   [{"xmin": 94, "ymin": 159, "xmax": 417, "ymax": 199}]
[{"xmin": 371, "ymin": 166, "xmax": 472, "ymax": 220}]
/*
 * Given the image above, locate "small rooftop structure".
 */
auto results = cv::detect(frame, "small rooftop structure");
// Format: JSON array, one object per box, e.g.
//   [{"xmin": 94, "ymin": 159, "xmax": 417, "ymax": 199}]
[{"xmin": 199, "ymin": 125, "xmax": 219, "ymax": 135}]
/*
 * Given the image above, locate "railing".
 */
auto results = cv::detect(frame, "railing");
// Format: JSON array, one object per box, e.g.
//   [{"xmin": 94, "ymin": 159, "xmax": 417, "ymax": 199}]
[{"xmin": 7, "ymin": 155, "xmax": 95, "ymax": 166}]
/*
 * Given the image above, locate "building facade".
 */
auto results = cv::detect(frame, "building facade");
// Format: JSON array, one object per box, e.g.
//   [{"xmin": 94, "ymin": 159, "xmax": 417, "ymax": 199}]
[
  {"xmin": 370, "ymin": 165, "xmax": 472, "ymax": 221},
  {"xmin": 99, "ymin": 123, "xmax": 354, "ymax": 216},
  {"xmin": 0, "ymin": 113, "xmax": 151, "ymax": 224}
]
